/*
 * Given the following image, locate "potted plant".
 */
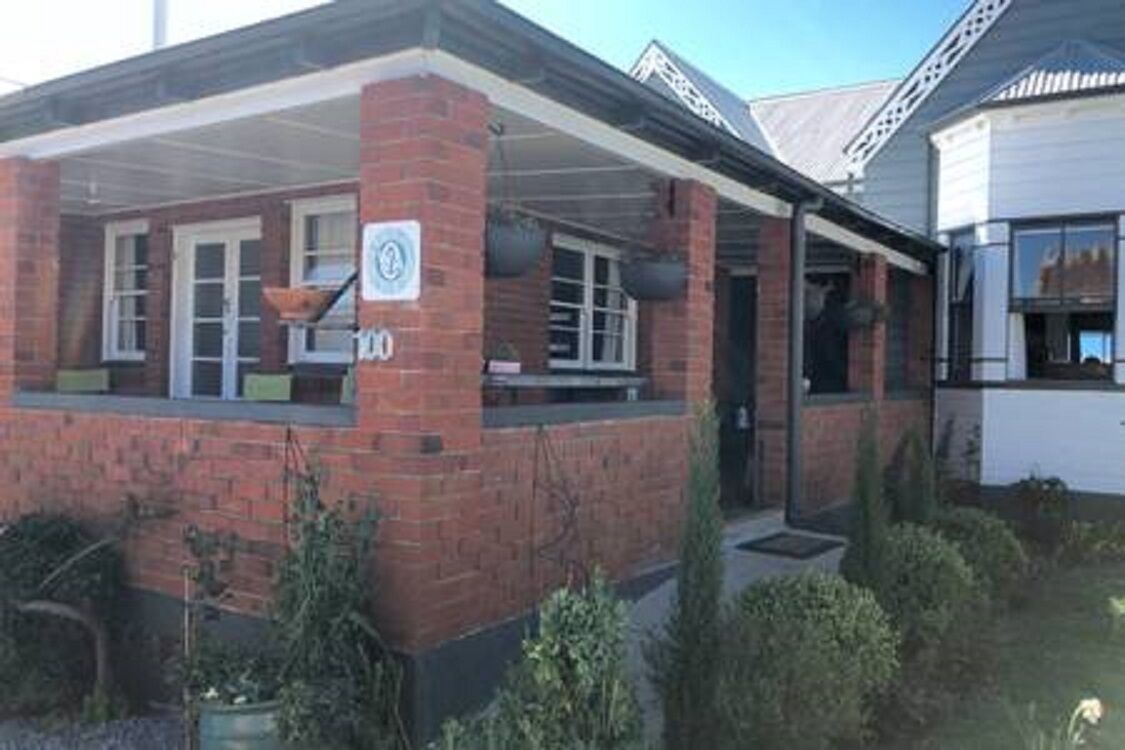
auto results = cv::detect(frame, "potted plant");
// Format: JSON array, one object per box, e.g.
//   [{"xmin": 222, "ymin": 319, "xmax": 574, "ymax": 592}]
[
  {"xmin": 186, "ymin": 639, "xmax": 282, "ymax": 750},
  {"xmin": 485, "ymin": 207, "xmax": 547, "ymax": 278},
  {"xmin": 484, "ymin": 341, "xmax": 522, "ymax": 375},
  {"xmin": 843, "ymin": 296, "xmax": 887, "ymax": 330},
  {"xmin": 621, "ymin": 252, "xmax": 687, "ymax": 301}
]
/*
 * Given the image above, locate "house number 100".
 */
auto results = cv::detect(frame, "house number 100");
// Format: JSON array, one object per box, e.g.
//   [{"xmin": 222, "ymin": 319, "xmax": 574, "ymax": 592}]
[{"xmin": 357, "ymin": 328, "xmax": 395, "ymax": 362}]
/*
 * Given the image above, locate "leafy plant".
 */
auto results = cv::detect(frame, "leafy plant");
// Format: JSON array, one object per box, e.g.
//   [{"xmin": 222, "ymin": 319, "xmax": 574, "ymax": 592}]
[
  {"xmin": 1015, "ymin": 698, "xmax": 1104, "ymax": 749},
  {"xmin": 887, "ymin": 429, "xmax": 939, "ymax": 525},
  {"xmin": 1060, "ymin": 521, "xmax": 1125, "ymax": 565},
  {"xmin": 273, "ymin": 469, "xmax": 404, "ymax": 749},
  {"xmin": 485, "ymin": 341, "xmax": 520, "ymax": 362},
  {"xmin": 1012, "ymin": 475, "xmax": 1071, "ymax": 555},
  {"xmin": 181, "ymin": 634, "xmax": 279, "ymax": 707},
  {"xmin": 935, "ymin": 506, "xmax": 1028, "ymax": 605},
  {"xmin": 440, "ymin": 573, "xmax": 642, "ymax": 750},
  {"xmin": 716, "ymin": 572, "xmax": 899, "ymax": 750},
  {"xmin": 645, "ymin": 402, "xmax": 723, "ymax": 750},
  {"xmin": 841, "ymin": 409, "xmax": 889, "ymax": 589}
]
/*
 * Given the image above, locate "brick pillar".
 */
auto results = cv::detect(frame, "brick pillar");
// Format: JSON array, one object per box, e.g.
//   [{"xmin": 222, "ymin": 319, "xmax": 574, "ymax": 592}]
[
  {"xmin": 647, "ymin": 179, "xmax": 717, "ymax": 403},
  {"xmin": 0, "ymin": 158, "xmax": 60, "ymax": 396},
  {"xmin": 755, "ymin": 217, "xmax": 790, "ymax": 506},
  {"xmin": 848, "ymin": 254, "xmax": 888, "ymax": 398},
  {"xmin": 357, "ymin": 75, "xmax": 489, "ymax": 652}
]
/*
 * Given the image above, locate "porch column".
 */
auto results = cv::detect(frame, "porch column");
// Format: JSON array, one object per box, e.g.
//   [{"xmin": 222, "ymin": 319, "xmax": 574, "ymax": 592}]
[
  {"xmin": 0, "ymin": 158, "xmax": 60, "ymax": 396},
  {"xmin": 357, "ymin": 75, "xmax": 488, "ymax": 652},
  {"xmin": 848, "ymin": 254, "xmax": 888, "ymax": 399},
  {"xmin": 648, "ymin": 179, "xmax": 717, "ymax": 403},
  {"xmin": 755, "ymin": 217, "xmax": 791, "ymax": 506}
]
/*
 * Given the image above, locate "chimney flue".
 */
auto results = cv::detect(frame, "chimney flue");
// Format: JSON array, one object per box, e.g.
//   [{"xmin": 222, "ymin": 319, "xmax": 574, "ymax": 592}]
[{"xmin": 153, "ymin": 0, "xmax": 168, "ymax": 49}]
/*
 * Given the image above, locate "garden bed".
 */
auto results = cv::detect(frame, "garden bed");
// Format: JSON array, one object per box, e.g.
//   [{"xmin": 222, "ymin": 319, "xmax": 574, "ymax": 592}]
[{"xmin": 881, "ymin": 561, "xmax": 1125, "ymax": 748}]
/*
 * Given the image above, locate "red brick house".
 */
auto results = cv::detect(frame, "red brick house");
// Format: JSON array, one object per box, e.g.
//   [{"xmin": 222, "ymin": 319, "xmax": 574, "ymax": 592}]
[{"xmin": 0, "ymin": 0, "xmax": 937, "ymax": 738}]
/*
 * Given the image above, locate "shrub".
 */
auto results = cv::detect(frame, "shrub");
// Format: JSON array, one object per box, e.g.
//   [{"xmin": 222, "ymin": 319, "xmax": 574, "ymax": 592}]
[
  {"xmin": 841, "ymin": 410, "xmax": 889, "ymax": 588},
  {"xmin": 441, "ymin": 574, "xmax": 642, "ymax": 749},
  {"xmin": 1011, "ymin": 475, "xmax": 1071, "ymax": 555},
  {"xmin": 715, "ymin": 572, "xmax": 899, "ymax": 750},
  {"xmin": 888, "ymin": 429, "xmax": 939, "ymax": 525},
  {"xmin": 0, "ymin": 514, "xmax": 123, "ymax": 716},
  {"xmin": 1060, "ymin": 521, "xmax": 1125, "ymax": 565},
  {"xmin": 871, "ymin": 524, "xmax": 985, "ymax": 727},
  {"xmin": 646, "ymin": 403, "xmax": 723, "ymax": 750},
  {"xmin": 935, "ymin": 507, "xmax": 1028, "ymax": 605}
]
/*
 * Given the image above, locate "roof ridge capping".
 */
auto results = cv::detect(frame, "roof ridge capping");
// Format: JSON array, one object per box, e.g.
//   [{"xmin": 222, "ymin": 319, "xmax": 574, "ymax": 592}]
[
  {"xmin": 844, "ymin": 0, "xmax": 1014, "ymax": 170},
  {"xmin": 981, "ymin": 38, "xmax": 1125, "ymax": 105},
  {"xmin": 749, "ymin": 78, "xmax": 899, "ymax": 105}
]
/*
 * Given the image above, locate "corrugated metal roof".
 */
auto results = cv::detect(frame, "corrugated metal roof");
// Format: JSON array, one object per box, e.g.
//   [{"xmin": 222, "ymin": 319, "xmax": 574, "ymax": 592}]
[
  {"xmin": 750, "ymin": 80, "xmax": 897, "ymax": 185},
  {"xmin": 985, "ymin": 39, "xmax": 1125, "ymax": 104},
  {"xmin": 636, "ymin": 41, "xmax": 776, "ymax": 155}
]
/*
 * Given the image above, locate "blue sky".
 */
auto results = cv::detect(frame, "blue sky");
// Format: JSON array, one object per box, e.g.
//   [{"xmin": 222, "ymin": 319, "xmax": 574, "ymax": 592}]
[{"xmin": 499, "ymin": 0, "xmax": 972, "ymax": 97}]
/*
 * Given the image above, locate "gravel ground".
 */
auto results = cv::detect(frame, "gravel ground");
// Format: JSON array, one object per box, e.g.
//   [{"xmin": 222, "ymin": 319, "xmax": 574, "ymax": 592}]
[{"xmin": 0, "ymin": 717, "xmax": 182, "ymax": 750}]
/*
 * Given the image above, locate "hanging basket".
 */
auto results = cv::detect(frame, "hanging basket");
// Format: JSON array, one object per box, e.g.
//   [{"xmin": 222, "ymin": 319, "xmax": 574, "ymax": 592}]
[
  {"xmin": 621, "ymin": 255, "xmax": 688, "ymax": 301},
  {"xmin": 843, "ymin": 298, "xmax": 887, "ymax": 330},
  {"xmin": 485, "ymin": 211, "xmax": 547, "ymax": 278},
  {"xmin": 262, "ymin": 287, "xmax": 336, "ymax": 323}
]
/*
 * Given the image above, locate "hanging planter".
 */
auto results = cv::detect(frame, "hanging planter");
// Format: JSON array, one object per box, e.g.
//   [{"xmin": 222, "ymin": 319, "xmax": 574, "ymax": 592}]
[
  {"xmin": 485, "ymin": 208, "xmax": 547, "ymax": 278},
  {"xmin": 621, "ymin": 254, "xmax": 688, "ymax": 301},
  {"xmin": 804, "ymin": 279, "xmax": 832, "ymax": 321},
  {"xmin": 843, "ymin": 297, "xmax": 888, "ymax": 330},
  {"xmin": 262, "ymin": 287, "xmax": 336, "ymax": 323}
]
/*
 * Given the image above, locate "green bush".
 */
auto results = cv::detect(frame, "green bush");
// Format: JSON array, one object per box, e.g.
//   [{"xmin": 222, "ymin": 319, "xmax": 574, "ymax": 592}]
[
  {"xmin": 872, "ymin": 524, "xmax": 985, "ymax": 727},
  {"xmin": 887, "ymin": 429, "xmax": 939, "ymax": 525},
  {"xmin": 841, "ymin": 410, "xmax": 889, "ymax": 588},
  {"xmin": 646, "ymin": 403, "xmax": 723, "ymax": 750},
  {"xmin": 715, "ymin": 572, "xmax": 899, "ymax": 750},
  {"xmin": 1061, "ymin": 521, "xmax": 1125, "ymax": 565},
  {"xmin": 440, "ymin": 574, "xmax": 642, "ymax": 750},
  {"xmin": 1011, "ymin": 475, "xmax": 1071, "ymax": 554},
  {"xmin": 0, "ymin": 514, "xmax": 123, "ymax": 717},
  {"xmin": 935, "ymin": 507, "xmax": 1027, "ymax": 605}
]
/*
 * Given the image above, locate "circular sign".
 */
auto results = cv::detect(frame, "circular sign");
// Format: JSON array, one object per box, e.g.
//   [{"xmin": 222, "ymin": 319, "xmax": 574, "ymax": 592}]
[{"xmin": 364, "ymin": 225, "xmax": 418, "ymax": 299}]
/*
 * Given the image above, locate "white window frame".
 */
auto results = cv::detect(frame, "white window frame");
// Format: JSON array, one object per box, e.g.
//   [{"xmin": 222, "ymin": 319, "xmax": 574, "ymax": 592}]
[
  {"xmin": 102, "ymin": 219, "xmax": 150, "ymax": 362},
  {"xmin": 287, "ymin": 194, "xmax": 357, "ymax": 365},
  {"xmin": 549, "ymin": 233, "xmax": 637, "ymax": 372}
]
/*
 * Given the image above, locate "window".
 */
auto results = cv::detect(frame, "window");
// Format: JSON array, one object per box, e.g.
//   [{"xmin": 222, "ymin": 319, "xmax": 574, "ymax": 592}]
[
  {"xmin": 102, "ymin": 220, "xmax": 149, "ymax": 361},
  {"xmin": 947, "ymin": 229, "xmax": 975, "ymax": 382},
  {"xmin": 288, "ymin": 195, "xmax": 357, "ymax": 364},
  {"xmin": 804, "ymin": 271, "xmax": 850, "ymax": 394},
  {"xmin": 1012, "ymin": 221, "xmax": 1116, "ymax": 381},
  {"xmin": 549, "ymin": 234, "xmax": 636, "ymax": 370}
]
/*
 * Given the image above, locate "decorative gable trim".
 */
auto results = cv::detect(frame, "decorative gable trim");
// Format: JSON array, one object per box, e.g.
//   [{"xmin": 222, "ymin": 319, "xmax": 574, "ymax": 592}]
[
  {"xmin": 845, "ymin": 0, "xmax": 1013, "ymax": 170},
  {"xmin": 630, "ymin": 43, "xmax": 740, "ymax": 137}
]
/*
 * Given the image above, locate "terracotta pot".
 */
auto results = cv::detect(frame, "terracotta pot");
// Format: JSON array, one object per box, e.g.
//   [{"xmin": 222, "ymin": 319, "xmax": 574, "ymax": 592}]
[{"xmin": 262, "ymin": 287, "xmax": 335, "ymax": 323}]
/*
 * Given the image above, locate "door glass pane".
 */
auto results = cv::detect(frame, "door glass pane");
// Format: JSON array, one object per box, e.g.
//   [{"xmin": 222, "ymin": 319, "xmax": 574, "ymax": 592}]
[
  {"xmin": 552, "ymin": 247, "xmax": 584, "ymax": 280},
  {"xmin": 193, "ymin": 322, "xmax": 223, "ymax": 358},
  {"xmin": 238, "ymin": 281, "xmax": 260, "ymax": 317},
  {"xmin": 1013, "ymin": 228, "xmax": 1062, "ymax": 300},
  {"xmin": 193, "ymin": 283, "xmax": 224, "ymax": 318},
  {"xmin": 239, "ymin": 239, "xmax": 261, "ymax": 276},
  {"xmin": 238, "ymin": 321, "xmax": 260, "ymax": 359},
  {"xmin": 194, "ymin": 242, "xmax": 226, "ymax": 279},
  {"xmin": 192, "ymin": 361, "xmax": 223, "ymax": 397}
]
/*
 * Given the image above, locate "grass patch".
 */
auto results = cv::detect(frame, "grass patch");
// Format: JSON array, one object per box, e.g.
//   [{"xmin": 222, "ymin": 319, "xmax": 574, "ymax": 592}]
[{"xmin": 882, "ymin": 561, "xmax": 1125, "ymax": 748}]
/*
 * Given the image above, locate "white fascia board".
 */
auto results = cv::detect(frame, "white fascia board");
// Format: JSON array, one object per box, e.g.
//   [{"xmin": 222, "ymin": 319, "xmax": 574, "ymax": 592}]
[{"xmin": 0, "ymin": 47, "xmax": 920, "ymax": 271}]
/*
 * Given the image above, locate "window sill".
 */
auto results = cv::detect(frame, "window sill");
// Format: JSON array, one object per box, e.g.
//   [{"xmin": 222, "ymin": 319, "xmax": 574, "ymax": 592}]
[
  {"xmin": 936, "ymin": 380, "xmax": 1122, "ymax": 392},
  {"xmin": 483, "ymin": 400, "xmax": 684, "ymax": 428},
  {"xmin": 11, "ymin": 391, "xmax": 355, "ymax": 427},
  {"xmin": 804, "ymin": 391, "xmax": 871, "ymax": 406}
]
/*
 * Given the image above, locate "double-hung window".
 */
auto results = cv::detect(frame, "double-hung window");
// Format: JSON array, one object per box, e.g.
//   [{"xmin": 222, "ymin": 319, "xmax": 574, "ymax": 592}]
[
  {"xmin": 947, "ymin": 229, "xmax": 975, "ymax": 382},
  {"xmin": 549, "ymin": 234, "xmax": 636, "ymax": 371},
  {"xmin": 288, "ymin": 195, "xmax": 357, "ymax": 364},
  {"xmin": 102, "ymin": 220, "xmax": 149, "ymax": 361},
  {"xmin": 1011, "ymin": 220, "xmax": 1116, "ymax": 380}
]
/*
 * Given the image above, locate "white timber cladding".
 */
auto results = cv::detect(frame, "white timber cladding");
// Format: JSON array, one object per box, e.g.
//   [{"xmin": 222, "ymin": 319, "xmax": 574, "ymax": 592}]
[
  {"xmin": 0, "ymin": 48, "xmax": 923, "ymax": 273},
  {"xmin": 629, "ymin": 44, "xmax": 740, "ymax": 137},
  {"xmin": 934, "ymin": 239, "xmax": 950, "ymax": 382},
  {"xmin": 972, "ymin": 221, "xmax": 1009, "ymax": 383},
  {"xmin": 1116, "ymin": 215, "xmax": 1125, "ymax": 384},
  {"xmin": 933, "ymin": 114, "xmax": 991, "ymax": 231},
  {"xmin": 846, "ymin": 0, "xmax": 1013, "ymax": 169}
]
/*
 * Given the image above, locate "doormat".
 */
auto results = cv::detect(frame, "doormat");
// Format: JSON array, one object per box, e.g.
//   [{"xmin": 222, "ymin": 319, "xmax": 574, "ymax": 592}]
[{"xmin": 736, "ymin": 532, "xmax": 842, "ymax": 560}]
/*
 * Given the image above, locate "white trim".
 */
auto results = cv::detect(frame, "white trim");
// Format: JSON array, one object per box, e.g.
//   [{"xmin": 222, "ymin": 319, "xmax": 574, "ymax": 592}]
[
  {"xmin": 629, "ymin": 43, "xmax": 741, "ymax": 137},
  {"xmin": 287, "ymin": 193, "xmax": 358, "ymax": 365},
  {"xmin": 846, "ymin": 0, "xmax": 1013, "ymax": 169},
  {"xmin": 101, "ymin": 219, "xmax": 150, "ymax": 362},
  {"xmin": 169, "ymin": 216, "xmax": 263, "ymax": 399},
  {"xmin": 549, "ymin": 233, "xmax": 637, "ymax": 372},
  {"xmin": 806, "ymin": 215, "xmax": 927, "ymax": 275}
]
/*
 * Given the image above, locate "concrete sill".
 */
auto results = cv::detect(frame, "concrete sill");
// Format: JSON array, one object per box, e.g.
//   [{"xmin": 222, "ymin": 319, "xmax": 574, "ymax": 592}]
[
  {"xmin": 483, "ymin": 400, "xmax": 685, "ymax": 429},
  {"xmin": 804, "ymin": 391, "xmax": 872, "ymax": 407},
  {"xmin": 11, "ymin": 391, "xmax": 356, "ymax": 427}
]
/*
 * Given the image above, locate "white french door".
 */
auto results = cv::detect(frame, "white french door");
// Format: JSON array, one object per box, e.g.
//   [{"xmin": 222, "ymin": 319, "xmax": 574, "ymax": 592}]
[{"xmin": 171, "ymin": 218, "xmax": 262, "ymax": 400}]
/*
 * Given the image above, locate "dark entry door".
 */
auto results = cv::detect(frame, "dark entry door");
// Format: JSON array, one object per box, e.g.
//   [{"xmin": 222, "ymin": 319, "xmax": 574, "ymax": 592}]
[{"xmin": 719, "ymin": 275, "xmax": 756, "ymax": 509}]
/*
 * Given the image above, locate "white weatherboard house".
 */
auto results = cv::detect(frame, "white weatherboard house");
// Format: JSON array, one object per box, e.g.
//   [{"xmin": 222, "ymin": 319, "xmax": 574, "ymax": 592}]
[{"xmin": 635, "ymin": 0, "xmax": 1125, "ymax": 499}]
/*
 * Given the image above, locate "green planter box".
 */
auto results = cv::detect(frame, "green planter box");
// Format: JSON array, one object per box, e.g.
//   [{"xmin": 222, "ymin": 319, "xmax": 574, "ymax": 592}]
[
  {"xmin": 199, "ymin": 700, "xmax": 283, "ymax": 750},
  {"xmin": 56, "ymin": 368, "xmax": 110, "ymax": 394},
  {"xmin": 243, "ymin": 374, "xmax": 292, "ymax": 402}
]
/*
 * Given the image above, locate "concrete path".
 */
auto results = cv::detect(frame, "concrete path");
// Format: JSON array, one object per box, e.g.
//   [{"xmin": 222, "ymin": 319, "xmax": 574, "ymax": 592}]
[{"xmin": 625, "ymin": 509, "xmax": 845, "ymax": 740}]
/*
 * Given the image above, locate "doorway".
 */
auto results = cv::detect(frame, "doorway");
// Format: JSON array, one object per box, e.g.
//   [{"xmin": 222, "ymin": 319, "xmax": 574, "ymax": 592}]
[
  {"xmin": 170, "ymin": 218, "xmax": 262, "ymax": 400},
  {"xmin": 719, "ymin": 274, "xmax": 757, "ymax": 509}
]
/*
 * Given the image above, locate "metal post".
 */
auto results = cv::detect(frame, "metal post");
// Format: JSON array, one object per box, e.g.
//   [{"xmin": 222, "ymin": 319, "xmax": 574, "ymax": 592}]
[
  {"xmin": 786, "ymin": 197, "xmax": 822, "ymax": 526},
  {"xmin": 153, "ymin": 0, "xmax": 168, "ymax": 50}
]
